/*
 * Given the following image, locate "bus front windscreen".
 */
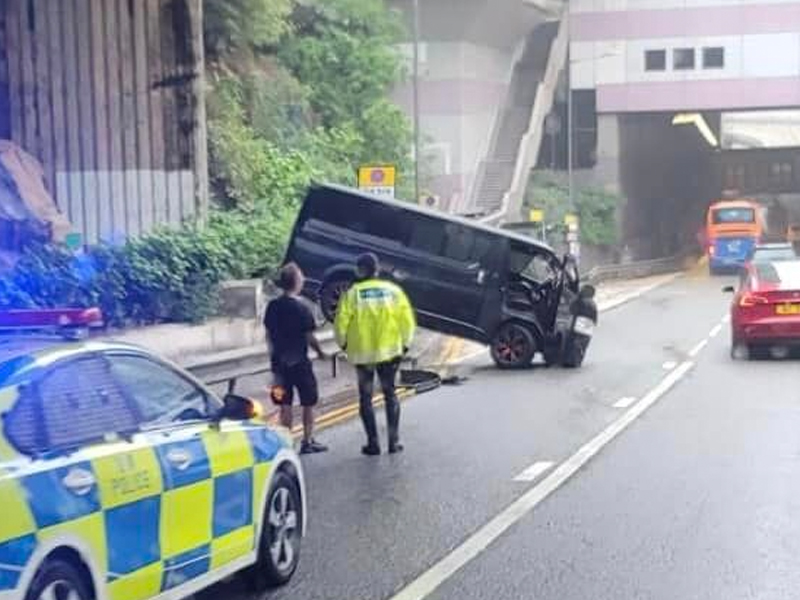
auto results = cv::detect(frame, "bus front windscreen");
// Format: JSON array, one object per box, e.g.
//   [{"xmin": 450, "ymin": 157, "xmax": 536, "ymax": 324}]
[{"xmin": 712, "ymin": 207, "xmax": 755, "ymax": 225}]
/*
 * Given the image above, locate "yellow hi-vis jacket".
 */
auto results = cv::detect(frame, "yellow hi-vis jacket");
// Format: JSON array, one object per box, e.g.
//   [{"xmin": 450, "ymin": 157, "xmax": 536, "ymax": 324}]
[{"xmin": 334, "ymin": 278, "xmax": 417, "ymax": 366}]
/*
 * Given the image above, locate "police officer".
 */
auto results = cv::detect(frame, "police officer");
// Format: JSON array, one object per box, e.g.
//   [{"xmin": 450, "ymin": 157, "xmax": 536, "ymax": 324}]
[{"xmin": 335, "ymin": 253, "xmax": 416, "ymax": 455}]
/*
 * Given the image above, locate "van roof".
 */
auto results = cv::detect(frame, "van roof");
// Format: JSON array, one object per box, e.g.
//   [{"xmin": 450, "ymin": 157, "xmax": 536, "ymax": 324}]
[{"xmin": 310, "ymin": 183, "xmax": 557, "ymax": 254}]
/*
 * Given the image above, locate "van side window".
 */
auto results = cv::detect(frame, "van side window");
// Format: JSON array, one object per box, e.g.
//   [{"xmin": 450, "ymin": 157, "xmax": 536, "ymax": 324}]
[
  {"xmin": 409, "ymin": 216, "xmax": 445, "ymax": 255},
  {"xmin": 444, "ymin": 224, "xmax": 474, "ymax": 262}
]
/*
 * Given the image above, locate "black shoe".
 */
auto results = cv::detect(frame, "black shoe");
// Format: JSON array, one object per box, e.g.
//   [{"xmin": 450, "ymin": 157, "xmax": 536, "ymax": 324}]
[
  {"xmin": 388, "ymin": 443, "xmax": 404, "ymax": 454},
  {"xmin": 300, "ymin": 439, "xmax": 328, "ymax": 454},
  {"xmin": 362, "ymin": 444, "xmax": 381, "ymax": 456}
]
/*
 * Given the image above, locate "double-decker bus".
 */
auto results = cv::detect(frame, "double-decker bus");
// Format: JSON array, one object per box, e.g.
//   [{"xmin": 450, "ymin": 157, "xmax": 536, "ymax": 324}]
[{"xmin": 706, "ymin": 198, "xmax": 764, "ymax": 274}]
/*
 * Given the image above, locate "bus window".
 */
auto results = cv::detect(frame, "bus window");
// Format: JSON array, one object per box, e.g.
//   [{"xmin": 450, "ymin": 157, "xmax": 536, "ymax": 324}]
[{"xmin": 712, "ymin": 207, "xmax": 755, "ymax": 224}]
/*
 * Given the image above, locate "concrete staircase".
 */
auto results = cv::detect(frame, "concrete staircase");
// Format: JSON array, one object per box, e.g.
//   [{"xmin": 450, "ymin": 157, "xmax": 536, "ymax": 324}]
[{"xmin": 469, "ymin": 17, "xmax": 567, "ymax": 222}]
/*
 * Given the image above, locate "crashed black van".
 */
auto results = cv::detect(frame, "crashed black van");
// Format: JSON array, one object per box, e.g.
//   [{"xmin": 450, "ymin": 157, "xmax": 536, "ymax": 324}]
[{"xmin": 283, "ymin": 184, "xmax": 597, "ymax": 369}]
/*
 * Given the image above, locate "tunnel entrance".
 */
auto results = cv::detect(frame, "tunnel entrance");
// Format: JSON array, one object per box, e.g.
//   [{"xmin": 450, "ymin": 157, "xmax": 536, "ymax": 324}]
[{"xmin": 618, "ymin": 109, "xmax": 800, "ymax": 260}]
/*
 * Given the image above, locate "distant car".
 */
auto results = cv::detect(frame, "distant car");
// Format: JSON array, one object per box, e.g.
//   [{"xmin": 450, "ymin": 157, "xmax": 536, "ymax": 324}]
[
  {"xmin": 748, "ymin": 243, "xmax": 797, "ymax": 264},
  {"xmin": 726, "ymin": 259, "xmax": 800, "ymax": 359},
  {"xmin": 0, "ymin": 337, "xmax": 306, "ymax": 600}
]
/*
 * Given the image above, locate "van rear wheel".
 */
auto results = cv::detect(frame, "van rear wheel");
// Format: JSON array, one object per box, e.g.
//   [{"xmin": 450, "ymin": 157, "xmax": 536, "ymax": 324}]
[
  {"xmin": 491, "ymin": 323, "xmax": 537, "ymax": 369},
  {"xmin": 319, "ymin": 277, "xmax": 353, "ymax": 322}
]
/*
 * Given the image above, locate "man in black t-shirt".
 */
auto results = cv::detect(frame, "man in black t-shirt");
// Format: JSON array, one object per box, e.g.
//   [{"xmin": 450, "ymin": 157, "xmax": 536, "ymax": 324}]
[{"xmin": 264, "ymin": 263, "xmax": 328, "ymax": 454}]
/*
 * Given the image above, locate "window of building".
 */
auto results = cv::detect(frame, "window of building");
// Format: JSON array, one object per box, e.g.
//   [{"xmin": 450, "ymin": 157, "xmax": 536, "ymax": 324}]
[
  {"xmin": 644, "ymin": 50, "xmax": 666, "ymax": 71},
  {"xmin": 673, "ymin": 48, "xmax": 696, "ymax": 70},
  {"xmin": 703, "ymin": 47, "xmax": 725, "ymax": 69}
]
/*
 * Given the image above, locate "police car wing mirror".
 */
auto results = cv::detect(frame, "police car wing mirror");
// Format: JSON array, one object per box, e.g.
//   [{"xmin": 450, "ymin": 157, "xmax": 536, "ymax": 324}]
[{"xmin": 218, "ymin": 394, "xmax": 263, "ymax": 422}]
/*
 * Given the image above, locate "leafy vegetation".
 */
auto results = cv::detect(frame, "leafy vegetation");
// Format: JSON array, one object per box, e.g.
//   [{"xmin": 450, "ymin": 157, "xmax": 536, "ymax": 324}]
[
  {"xmin": 0, "ymin": 0, "xmax": 413, "ymax": 325},
  {"xmin": 525, "ymin": 172, "xmax": 623, "ymax": 247}
]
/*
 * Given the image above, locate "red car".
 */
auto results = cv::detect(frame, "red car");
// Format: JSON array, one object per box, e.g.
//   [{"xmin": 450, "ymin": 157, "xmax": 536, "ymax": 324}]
[{"xmin": 727, "ymin": 259, "xmax": 800, "ymax": 359}]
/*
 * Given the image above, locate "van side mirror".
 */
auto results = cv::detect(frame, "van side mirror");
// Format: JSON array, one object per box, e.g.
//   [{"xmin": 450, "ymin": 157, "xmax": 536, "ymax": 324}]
[
  {"xmin": 722, "ymin": 285, "xmax": 735, "ymax": 294},
  {"xmin": 218, "ymin": 394, "xmax": 263, "ymax": 422}
]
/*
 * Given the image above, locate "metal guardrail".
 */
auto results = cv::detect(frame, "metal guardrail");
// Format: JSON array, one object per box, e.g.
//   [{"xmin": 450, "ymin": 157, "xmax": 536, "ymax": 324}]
[
  {"xmin": 185, "ymin": 329, "xmax": 420, "ymax": 394},
  {"xmin": 582, "ymin": 254, "xmax": 690, "ymax": 286}
]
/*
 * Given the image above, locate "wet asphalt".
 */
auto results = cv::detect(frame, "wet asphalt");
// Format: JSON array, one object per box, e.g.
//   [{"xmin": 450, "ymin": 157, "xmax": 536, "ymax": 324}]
[{"xmin": 207, "ymin": 272, "xmax": 800, "ymax": 600}]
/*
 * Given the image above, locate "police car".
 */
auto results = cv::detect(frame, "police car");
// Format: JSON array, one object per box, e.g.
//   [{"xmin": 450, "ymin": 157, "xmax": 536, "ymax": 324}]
[{"xmin": 0, "ymin": 321, "xmax": 306, "ymax": 600}]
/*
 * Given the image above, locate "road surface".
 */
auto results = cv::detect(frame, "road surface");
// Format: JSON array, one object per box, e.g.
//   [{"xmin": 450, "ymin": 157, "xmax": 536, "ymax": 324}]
[{"xmin": 207, "ymin": 272, "xmax": 800, "ymax": 600}]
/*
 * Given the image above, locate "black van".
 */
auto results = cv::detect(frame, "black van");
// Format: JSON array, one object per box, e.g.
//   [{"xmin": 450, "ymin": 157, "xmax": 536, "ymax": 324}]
[{"xmin": 283, "ymin": 184, "xmax": 597, "ymax": 368}]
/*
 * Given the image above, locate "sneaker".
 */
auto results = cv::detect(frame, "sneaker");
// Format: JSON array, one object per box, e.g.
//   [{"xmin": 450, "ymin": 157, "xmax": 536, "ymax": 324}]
[
  {"xmin": 361, "ymin": 444, "xmax": 381, "ymax": 456},
  {"xmin": 300, "ymin": 439, "xmax": 328, "ymax": 455},
  {"xmin": 388, "ymin": 443, "xmax": 404, "ymax": 454}
]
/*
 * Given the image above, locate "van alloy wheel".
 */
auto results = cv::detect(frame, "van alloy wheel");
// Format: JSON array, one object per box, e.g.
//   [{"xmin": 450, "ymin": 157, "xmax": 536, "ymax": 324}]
[{"xmin": 490, "ymin": 323, "xmax": 537, "ymax": 369}]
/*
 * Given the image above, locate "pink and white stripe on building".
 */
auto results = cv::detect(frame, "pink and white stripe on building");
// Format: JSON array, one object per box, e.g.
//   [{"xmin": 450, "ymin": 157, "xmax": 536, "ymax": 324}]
[{"xmin": 570, "ymin": 0, "xmax": 800, "ymax": 113}]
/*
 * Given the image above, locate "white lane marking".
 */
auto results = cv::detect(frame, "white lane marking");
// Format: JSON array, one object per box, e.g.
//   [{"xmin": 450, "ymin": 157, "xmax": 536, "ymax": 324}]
[
  {"xmin": 662, "ymin": 360, "xmax": 678, "ymax": 370},
  {"xmin": 709, "ymin": 324, "xmax": 723, "ymax": 338},
  {"xmin": 612, "ymin": 396, "xmax": 637, "ymax": 409},
  {"xmin": 688, "ymin": 339, "xmax": 708, "ymax": 358},
  {"xmin": 388, "ymin": 360, "xmax": 695, "ymax": 600},
  {"xmin": 513, "ymin": 461, "xmax": 554, "ymax": 483}
]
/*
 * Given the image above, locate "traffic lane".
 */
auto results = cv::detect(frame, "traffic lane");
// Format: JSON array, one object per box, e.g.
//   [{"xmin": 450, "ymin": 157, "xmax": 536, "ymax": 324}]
[
  {"xmin": 212, "ymin": 274, "xmax": 727, "ymax": 600},
  {"xmin": 429, "ymin": 313, "xmax": 800, "ymax": 600}
]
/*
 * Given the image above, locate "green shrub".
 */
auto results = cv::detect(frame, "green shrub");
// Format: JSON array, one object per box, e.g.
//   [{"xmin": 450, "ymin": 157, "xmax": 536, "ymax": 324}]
[{"xmin": 0, "ymin": 208, "xmax": 297, "ymax": 326}]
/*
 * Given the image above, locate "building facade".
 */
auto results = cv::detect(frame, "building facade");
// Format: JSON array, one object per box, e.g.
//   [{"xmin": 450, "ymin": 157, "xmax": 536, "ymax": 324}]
[{"xmin": 570, "ymin": 0, "xmax": 800, "ymax": 113}]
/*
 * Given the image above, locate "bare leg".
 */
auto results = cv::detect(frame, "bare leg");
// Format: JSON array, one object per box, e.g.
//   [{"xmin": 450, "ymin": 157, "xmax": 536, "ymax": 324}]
[
  {"xmin": 302, "ymin": 406, "xmax": 315, "ymax": 443},
  {"xmin": 280, "ymin": 405, "xmax": 293, "ymax": 430}
]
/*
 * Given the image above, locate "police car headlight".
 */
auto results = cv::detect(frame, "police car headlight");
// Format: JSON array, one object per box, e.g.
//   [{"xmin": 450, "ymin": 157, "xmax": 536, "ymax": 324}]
[{"xmin": 573, "ymin": 316, "xmax": 595, "ymax": 336}]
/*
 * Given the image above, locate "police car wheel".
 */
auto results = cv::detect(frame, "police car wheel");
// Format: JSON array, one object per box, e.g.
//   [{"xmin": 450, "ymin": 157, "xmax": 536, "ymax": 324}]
[
  {"xmin": 249, "ymin": 472, "xmax": 302, "ymax": 589},
  {"xmin": 25, "ymin": 559, "xmax": 93, "ymax": 600}
]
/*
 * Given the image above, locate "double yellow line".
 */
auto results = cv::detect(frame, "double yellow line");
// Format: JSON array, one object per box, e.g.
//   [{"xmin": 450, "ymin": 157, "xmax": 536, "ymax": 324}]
[{"xmin": 281, "ymin": 336, "xmax": 466, "ymax": 437}]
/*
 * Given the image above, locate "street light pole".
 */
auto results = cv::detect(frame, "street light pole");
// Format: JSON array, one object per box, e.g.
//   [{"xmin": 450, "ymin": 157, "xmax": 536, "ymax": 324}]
[
  {"xmin": 412, "ymin": 0, "xmax": 421, "ymax": 203},
  {"xmin": 566, "ymin": 0, "xmax": 573, "ymax": 211}
]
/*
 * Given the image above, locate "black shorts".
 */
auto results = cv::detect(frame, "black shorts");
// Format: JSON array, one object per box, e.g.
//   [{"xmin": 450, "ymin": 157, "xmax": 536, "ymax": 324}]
[{"xmin": 274, "ymin": 360, "xmax": 319, "ymax": 407}]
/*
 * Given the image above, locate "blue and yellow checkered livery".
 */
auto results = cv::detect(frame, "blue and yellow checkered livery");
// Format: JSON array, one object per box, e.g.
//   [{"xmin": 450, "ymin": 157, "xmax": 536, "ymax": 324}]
[{"xmin": 0, "ymin": 420, "xmax": 289, "ymax": 600}]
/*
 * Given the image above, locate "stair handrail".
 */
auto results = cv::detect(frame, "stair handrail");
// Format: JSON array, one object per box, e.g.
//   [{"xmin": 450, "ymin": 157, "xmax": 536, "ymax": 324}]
[
  {"xmin": 464, "ymin": 37, "xmax": 528, "ymax": 214},
  {"xmin": 480, "ymin": 10, "xmax": 568, "ymax": 227}
]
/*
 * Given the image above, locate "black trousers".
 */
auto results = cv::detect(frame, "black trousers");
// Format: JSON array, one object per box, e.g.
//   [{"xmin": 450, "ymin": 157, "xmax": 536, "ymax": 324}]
[{"xmin": 356, "ymin": 358, "xmax": 401, "ymax": 446}]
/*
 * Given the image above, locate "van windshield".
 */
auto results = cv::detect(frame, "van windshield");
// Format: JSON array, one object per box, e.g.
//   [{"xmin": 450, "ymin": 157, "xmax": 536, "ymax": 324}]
[{"xmin": 509, "ymin": 248, "xmax": 556, "ymax": 284}]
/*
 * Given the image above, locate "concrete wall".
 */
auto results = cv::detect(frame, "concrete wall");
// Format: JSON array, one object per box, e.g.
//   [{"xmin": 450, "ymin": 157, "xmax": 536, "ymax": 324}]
[
  {"xmin": 389, "ymin": 0, "xmax": 545, "ymax": 210},
  {"xmin": 392, "ymin": 41, "xmax": 515, "ymax": 209},
  {"xmin": 0, "ymin": 0, "xmax": 208, "ymax": 244}
]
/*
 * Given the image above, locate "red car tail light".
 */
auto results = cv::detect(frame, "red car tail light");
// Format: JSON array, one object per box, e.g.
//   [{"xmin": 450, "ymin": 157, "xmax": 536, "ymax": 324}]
[{"xmin": 739, "ymin": 292, "xmax": 769, "ymax": 307}]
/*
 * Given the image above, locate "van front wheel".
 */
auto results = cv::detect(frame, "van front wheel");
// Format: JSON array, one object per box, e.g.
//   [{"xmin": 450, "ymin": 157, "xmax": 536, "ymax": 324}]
[
  {"xmin": 319, "ymin": 277, "xmax": 353, "ymax": 322},
  {"xmin": 490, "ymin": 323, "xmax": 537, "ymax": 369}
]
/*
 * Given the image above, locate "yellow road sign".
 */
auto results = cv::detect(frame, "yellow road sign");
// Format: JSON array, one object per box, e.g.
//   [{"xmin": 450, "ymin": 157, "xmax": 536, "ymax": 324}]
[
  {"xmin": 358, "ymin": 165, "xmax": 396, "ymax": 188},
  {"xmin": 529, "ymin": 209, "xmax": 544, "ymax": 223}
]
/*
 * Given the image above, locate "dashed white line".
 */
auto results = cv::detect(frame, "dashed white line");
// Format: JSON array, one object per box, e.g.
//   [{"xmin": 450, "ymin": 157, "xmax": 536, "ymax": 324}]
[
  {"xmin": 387, "ymin": 360, "xmax": 695, "ymax": 600},
  {"xmin": 688, "ymin": 339, "xmax": 708, "ymax": 358},
  {"xmin": 662, "ymin": 360, "xmax": 678, "ymax": 370},
  {"xmin": 709, "ymin": 324, "xmax": 723, "ymax": 338},
  {"xmin": 612, "ymin": 396, "xmax": 638, "ymax": 409},
  {"xmin": 513, "ymin": 461, "xmax": 555, "ymax": 483}
]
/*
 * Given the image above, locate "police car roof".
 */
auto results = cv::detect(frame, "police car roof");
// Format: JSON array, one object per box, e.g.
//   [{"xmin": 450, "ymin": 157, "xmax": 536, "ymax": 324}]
[
  {"xmin": 0, "ymin": 336, "xmax": 152, "ymax": 372},
  {"xmin": 310, "ymin": 182, "xmax": 558, "ymax": 255}
]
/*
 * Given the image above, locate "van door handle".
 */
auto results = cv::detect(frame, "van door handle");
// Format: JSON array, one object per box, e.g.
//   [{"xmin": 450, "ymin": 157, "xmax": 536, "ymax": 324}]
[
  {"xmin": 166, "ymin": 447, "xmax": 193, "ymax": 471},
  {"xmin": 476, "ymin": 269, "xmax": 486, "ymax": 285},
  {"xmin": 62, "ymin": 468, "xmax": 96, "ymax": 496}
]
